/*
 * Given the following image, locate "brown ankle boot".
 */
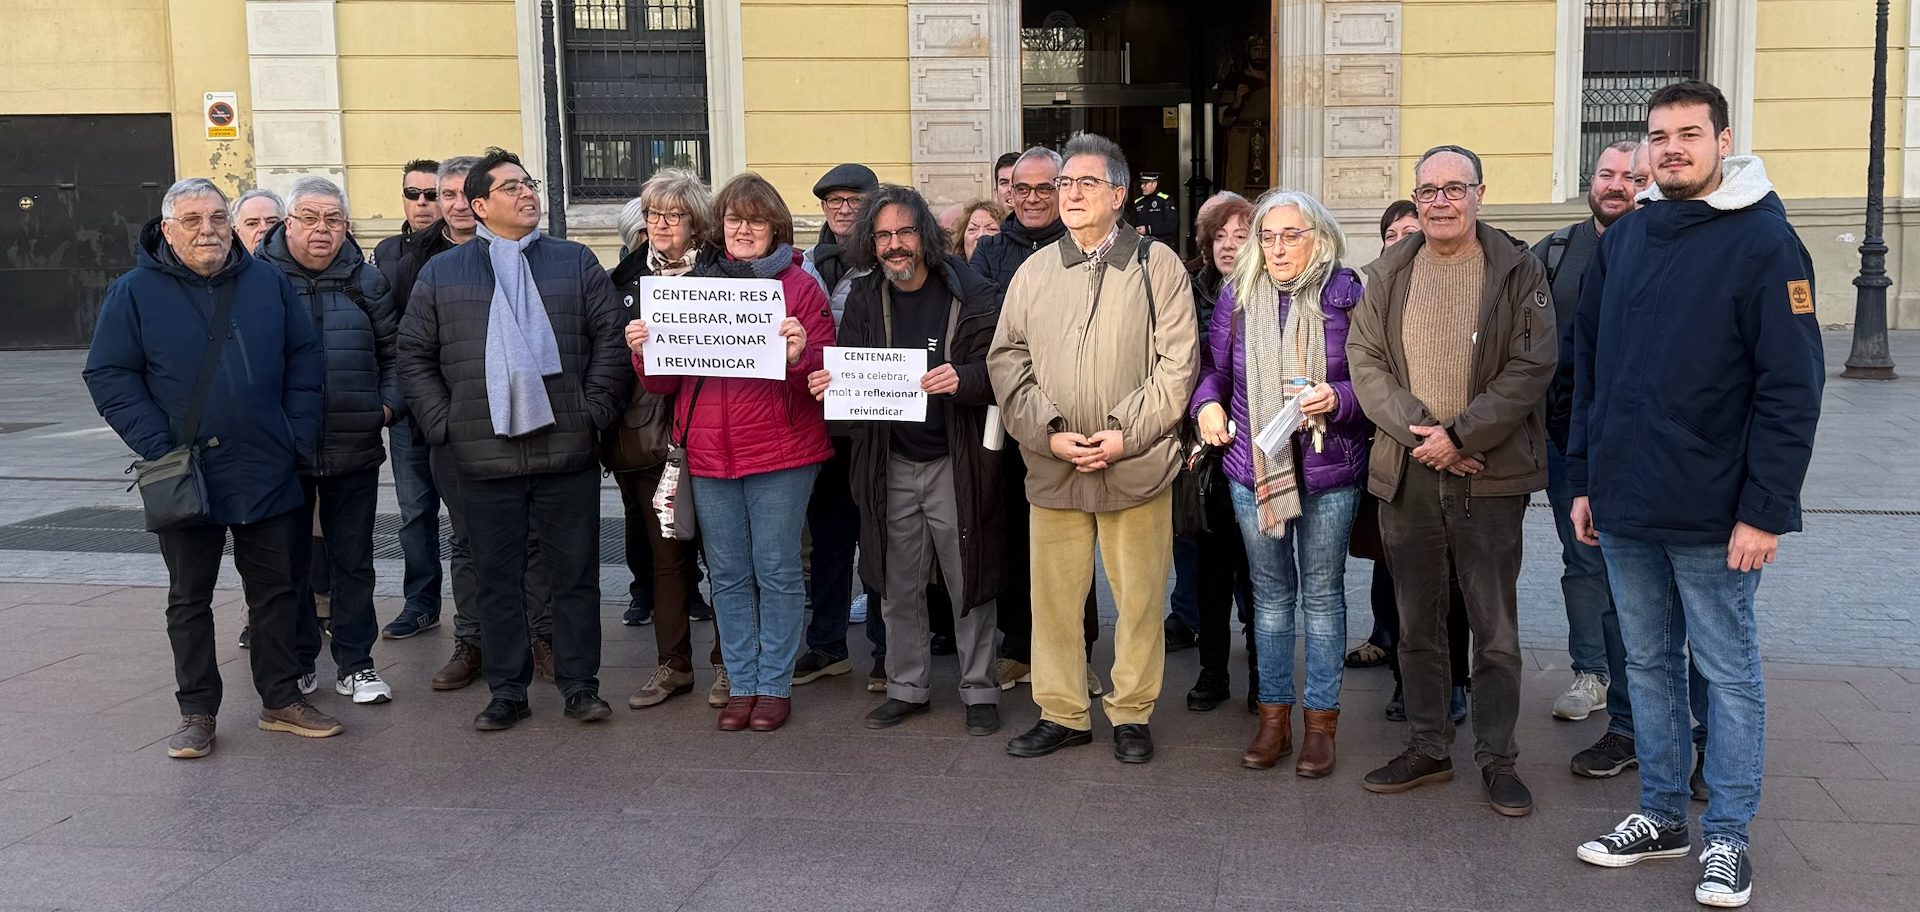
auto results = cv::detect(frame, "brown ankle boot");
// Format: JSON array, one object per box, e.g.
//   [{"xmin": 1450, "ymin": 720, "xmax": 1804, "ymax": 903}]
[
  {"xmin": 1296, "ymin": 708, "xmax": 1339, "ymax": 778},
  {"xmin": 1241, "ymin": 703, "xmax": 1292, "ymax": 769}
]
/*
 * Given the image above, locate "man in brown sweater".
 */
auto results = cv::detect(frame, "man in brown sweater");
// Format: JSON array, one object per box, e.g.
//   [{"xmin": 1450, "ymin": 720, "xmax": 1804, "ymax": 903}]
[{"xmin": 1347, "ymin": 145, "xmax": 1556, "ymax": 817}]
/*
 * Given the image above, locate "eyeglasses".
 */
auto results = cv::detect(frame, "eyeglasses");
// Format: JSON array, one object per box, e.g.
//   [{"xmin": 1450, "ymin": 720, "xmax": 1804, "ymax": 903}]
[
  {"xmin": 291, "ymin": 212, "xmax": 349, "ymax": 232},
  {"xmin": 1011, "ymin": 183, "xmax": 1056, "ymax": 199},
  {"xmin": 822, "ymin": 195, "xmax": 863, "ymax": 211},
  {"xmin": 1411, "ymin": 182, "xmax": 1478, "ymax": 204},
  {"xmin": 402, "ymin": 187, "xmax": 439, "ymax": 202},
  {"xmin": 644, "ymin": 209, "xmax": 688, "ymax": 226},
  {"xmin": 490, "ymin": 178, "xmax": 542, "ymax": 197},
  {"xmin": 723, "ymin": 214, "xmax": 771, "ymax": 232},
  {"xmin": 1257, "ymin": 228, "xmax": 1314, "ymax": 248},
  {"xmin": 167, "ymin": 213, "xmax": 232, "ymax": 232},
  {"xmin": 1053, "ymin": 176, "xmax": 1121, "ymax": 194},
  {"xmin": 872, "ymin": 226, "xmax": 919, "ymax": 246}
]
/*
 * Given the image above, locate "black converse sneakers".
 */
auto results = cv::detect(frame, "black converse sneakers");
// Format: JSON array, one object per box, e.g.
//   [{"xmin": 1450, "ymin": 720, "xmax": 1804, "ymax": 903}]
[
  {"xmin": 1695, "ymin": 840, "xmax": 1754, "ymax": 908},
  {"xmin": 1576, "ymin": 813, "xmax": 1692, "ymax": 867}
]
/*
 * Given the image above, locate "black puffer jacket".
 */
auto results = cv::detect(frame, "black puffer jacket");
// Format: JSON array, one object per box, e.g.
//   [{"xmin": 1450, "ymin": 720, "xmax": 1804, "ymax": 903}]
[
  {"xmin": 843, "ymin": 255, "xmax": 1004, "ymax": 612},
  {"xmin": 258, "ymin": 223, "xmax": 401, "ymax": 477},
  {"xmin": 396, "ymin": 232, "xmax": 632, "ymax": 480},
  {"xmin": 389, "ymin": 219, "xmax": 460, "ymax": 320},
  {"xmin": 966, "ymin": 213, "xmax": 1066, "ymax": 290}
]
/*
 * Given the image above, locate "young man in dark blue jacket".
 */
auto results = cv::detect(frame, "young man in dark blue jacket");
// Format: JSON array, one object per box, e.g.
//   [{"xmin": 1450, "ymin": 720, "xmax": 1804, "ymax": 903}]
[
  {"xmin": 84, "ymin": 178, "xmax": 338, "ymax": 759},
  {"xmin": 1568, "ymin": 82, "xmax": 1824, "ymax": 910}
]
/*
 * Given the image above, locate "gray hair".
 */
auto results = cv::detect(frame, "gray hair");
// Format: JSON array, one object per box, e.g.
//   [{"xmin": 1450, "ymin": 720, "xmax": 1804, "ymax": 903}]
[
  {"xmin": 1061, "ymin": 133, "xmax": 1129, "ymax": 190},
  {"xmin": 1414, "ymin": 144, "xmax": 1484, "ymax": 185},
  {"xmin": 220, "ymin": 185, "xmax": 278, "ymax": 221},
  {"xmin": 1230, "ymin": 188, "xmax": 1349, "ymax": 321},
  {"xmin": 286, "ymin": 176, "xmax": 349, "ymax": 218},
  {"xmin": 616, "ymin": 198, "xmax": 648, "ymax": 252},
  {"xmin": 437, "ymin": 155, "xmax": 482, "ymax": 184},
  {"xmin": 639, "ymin": 168, "xmax": 714, "ymax": 246},
  {"xmin": 1012, "ymin": 145, "xmax": 1063, "ymax": 175}
]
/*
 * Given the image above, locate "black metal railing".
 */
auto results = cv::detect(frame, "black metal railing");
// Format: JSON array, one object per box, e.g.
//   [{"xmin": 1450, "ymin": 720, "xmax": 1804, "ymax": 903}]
[
  {"xmin": 558, "ymin": 0, "xmax": 711, "ymax": 202},
  {"xmin": 1581, "ymin": 0, "xmax": 1709, "ymax": 185}
]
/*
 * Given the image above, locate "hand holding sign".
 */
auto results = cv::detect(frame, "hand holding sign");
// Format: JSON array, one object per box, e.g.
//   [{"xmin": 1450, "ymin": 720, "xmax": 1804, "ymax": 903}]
[
  {"xmin": 780, "ymin": 317, "xmax": 807, "ymax": 367},
  {"xmin": 921, "ymin": 364, "xmax": 960, "ymax": 396},
  {"xmin": 625, "ymin": 319, "xmax": 649, "ymax": 354},
  {"xmin": 807, "ymin": 369, "xmax": 832, "ymax": 400}
]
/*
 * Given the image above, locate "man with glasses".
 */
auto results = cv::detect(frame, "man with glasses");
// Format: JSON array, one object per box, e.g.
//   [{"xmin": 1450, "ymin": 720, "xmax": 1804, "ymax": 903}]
[
  {"xmin": 989, "ymin": 133, "xmax": 1198, "ymax": 764},
  {"xmin": 1349, "ymin": 144, "xmax": 1555, "ymax": 817},
  {"xmin": 85, "ymin": 178, "xmax": 334, "ymax": 758},
  {"xmin": 398, "ymin": 148, "xmax": 632, "ymax": 731},
  {"xmin": 257, "ymin": 176, "xmax": 402, "ymax": 706}
]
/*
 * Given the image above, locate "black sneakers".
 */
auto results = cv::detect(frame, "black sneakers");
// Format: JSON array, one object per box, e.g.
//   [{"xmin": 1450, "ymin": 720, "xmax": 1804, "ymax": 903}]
[
  {"xmin": 1362, "ymin": 748, "xmax": 1454, "ymax": 793},
  {"xmin": 564, "ymin": 691, "xmax": 613, "ymax": 722},
  {"xmin": 1572, "ymin": 731, "xmax": 1639, "ymax": 779},
  {"xmin": 1576, "ymin": 813, "xmax": 1692, "ymax": 867},
  {"xmin": 1695, "ymin": 840, "xmax": 1754, "ymax": 908},
  {"xmin": 474, "ymin": 697, "xmax": 532, "ymax": 731},
  {"xmin": 1481, "ymin": 763, "xmax": 1534, "ymax": 817}
]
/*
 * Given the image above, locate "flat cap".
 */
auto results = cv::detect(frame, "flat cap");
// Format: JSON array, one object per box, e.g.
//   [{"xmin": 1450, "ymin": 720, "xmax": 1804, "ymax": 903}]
[{"xmin": 813, "ymin": 163, "xmax": 879, "ymax": 199}]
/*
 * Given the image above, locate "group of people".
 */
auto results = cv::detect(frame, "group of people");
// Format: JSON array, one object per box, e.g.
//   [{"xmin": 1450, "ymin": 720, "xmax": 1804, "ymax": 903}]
[{"xmin": 83, "ymin": 80, "xmax": 1821, "ymax": 909}]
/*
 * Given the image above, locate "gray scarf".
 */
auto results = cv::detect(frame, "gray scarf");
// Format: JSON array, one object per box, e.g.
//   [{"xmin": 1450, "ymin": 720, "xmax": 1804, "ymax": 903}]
[
  {"xmin": 725, "ymin": 243, "xmax": 797, "ymax": 280},
  {"xmin": 478, "ymin": 223, "xmax": 562, "ymax": 438}
]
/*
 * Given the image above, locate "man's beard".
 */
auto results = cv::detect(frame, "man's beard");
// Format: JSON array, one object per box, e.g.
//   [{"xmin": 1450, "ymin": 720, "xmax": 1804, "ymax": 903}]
[
  {"xmin": 1655, "ymin": 160, "xmax": 1718, "ymax": 201},
  {"xmin": 1588, "ymin": 189, "xmax": 1633, "ymax": 227},
  {"xmin": 881, "ymin": 250, "xmax": 918, "ymax": 284}
]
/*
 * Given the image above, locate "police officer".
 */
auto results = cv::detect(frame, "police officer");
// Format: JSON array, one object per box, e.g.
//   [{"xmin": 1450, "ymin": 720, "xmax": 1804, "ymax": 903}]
[{"xmin": 1129, "ymin": 171, "xmax": 1178, "ymax": 247}]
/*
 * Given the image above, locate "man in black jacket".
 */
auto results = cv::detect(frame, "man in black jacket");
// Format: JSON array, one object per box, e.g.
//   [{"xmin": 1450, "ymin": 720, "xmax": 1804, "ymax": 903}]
[
  {"xmin": 369, "ymin": 158, "xmax": 441, "ymax": 291},
  {"xmin": 808, "ymin": 185, "xmax": 1004, "ymax": 737},
  {"xmin": 260, "ymin": 176, "xmax": 403, "ymax": 706},
  {"xmin": 398, "ymin": 148, "xmax": 631, "ymax": 730}
]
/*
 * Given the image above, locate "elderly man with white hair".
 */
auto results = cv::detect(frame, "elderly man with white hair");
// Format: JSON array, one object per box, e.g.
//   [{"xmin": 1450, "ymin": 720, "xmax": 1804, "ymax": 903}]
[
  {"xmin": 256, "ymin": 176, "xmax": 403, "ymax": 706},
  {"xmin": 84, "ymin": 177, "xmax": 335, "ymax": 759}
]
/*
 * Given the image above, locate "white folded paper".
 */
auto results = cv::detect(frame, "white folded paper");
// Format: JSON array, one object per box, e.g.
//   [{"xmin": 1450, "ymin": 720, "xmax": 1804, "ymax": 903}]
[{"xmin": 1254, "ymin": 398, "xmax": 1305, "ymax": 457}]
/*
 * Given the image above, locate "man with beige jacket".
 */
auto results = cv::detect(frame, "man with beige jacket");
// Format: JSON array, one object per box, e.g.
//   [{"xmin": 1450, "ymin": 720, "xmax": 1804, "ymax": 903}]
[{"xmin": 988, "ymin": 133, "xmax": 1199, "ymax": 764}]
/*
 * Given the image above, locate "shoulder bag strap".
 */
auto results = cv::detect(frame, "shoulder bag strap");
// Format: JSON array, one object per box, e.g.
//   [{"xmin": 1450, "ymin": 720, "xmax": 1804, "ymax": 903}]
[
  {"xmin": 179, "ymin": 281, "xmax": 239, "ymax": 447},
  {"xmin": 671, "ymin": 377, "xmax": 709, "ymax": 448}
]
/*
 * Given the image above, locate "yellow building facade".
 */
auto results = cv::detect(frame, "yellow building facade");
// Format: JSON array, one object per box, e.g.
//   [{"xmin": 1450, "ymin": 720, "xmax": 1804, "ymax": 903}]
[{"xmin": 3, "ymin": 0, "xmax": 1915, "ymax": 341}]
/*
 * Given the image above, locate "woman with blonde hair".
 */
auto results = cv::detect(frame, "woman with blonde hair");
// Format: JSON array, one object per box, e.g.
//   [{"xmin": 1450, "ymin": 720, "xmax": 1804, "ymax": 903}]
[
  {"xmin": 946, "ymin": 199, "xmax": 1008, "ymax": 263},
  {"xmin": 1188, "ymin": 188, "xmax": 1371, "ymax": 776}
]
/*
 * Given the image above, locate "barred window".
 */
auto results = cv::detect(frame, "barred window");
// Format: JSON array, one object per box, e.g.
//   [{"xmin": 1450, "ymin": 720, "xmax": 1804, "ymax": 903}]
[
  {"xmin": 1581, "ymin": 1, "xmax": 1710, "ymax": 187},
  {"xmin": 560, "ymin": 0, "xmax": 711, "ymax": 201}
]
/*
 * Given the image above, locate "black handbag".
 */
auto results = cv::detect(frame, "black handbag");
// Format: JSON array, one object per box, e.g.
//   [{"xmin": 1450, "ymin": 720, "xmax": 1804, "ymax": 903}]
[
  {"xmin": 131, "ymin": 284, "xmax": 236, "ymax": 533},
  {"xmin": 1171, "ymin": 432, "xmax": 1221, "ymax": 537}
]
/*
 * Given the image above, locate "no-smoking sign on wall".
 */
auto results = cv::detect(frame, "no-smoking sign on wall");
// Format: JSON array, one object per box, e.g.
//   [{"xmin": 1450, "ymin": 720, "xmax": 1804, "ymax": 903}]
[{"xmin": 204, "ymin": 92, "xmax": 238, "ymax": 141}]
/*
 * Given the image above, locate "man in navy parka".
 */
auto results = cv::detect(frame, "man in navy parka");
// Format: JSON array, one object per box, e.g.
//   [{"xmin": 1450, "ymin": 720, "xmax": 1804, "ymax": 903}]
[{"xmin": 84, "ymin": 178, "xmax": 339, "ymax": 760}]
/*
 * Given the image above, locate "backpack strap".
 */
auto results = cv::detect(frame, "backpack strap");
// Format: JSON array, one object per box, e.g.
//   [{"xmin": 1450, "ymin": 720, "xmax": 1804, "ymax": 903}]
[{"xmin": 1543, "ymin": 224, "xmax": 1575, "ymax": 288}]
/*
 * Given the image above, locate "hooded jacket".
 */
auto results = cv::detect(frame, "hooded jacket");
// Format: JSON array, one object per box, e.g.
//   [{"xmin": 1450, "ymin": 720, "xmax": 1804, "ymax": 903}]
[
  {"xmin": 636, "ymin": 247, "xmax": 836, "ymax": 480},
  {"xmin": 1569, "ymin": 156, "xmax": 1823, "ymax": 543},
  {"xmin": 258, "ymin": 223, "xmax": 402, "ymax": 477},
  {"xmin": 988, "ymin": 226, "xmax": 1200, "ymax": 513},
  {"xmin": 1347, "ymin": 220, "xmax": 1556, "ymax": 500},
  {"xmin": 396, "ymin": 230, "xmax": 633, "ymax": 480},
  {"xmin": 967, "ymin": 213, "xmax": 1068, "ymax": 290},
  {"xmin": 841, "ymin": 254, "xmax": 1005, "ymax": 613},
  {"xmin": 84, "ymin": 219, "xmax": 325, "ymax": 525}
]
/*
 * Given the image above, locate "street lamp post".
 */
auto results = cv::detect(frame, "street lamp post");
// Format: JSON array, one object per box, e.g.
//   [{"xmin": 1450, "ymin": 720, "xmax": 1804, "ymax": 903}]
[{"xmin": 1844, "ymin": 0, "xmax": 1897, "ymax": 380}]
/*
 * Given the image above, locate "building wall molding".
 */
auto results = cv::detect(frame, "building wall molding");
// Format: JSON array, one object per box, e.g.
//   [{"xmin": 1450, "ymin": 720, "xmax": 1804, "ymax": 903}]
[
  {"xmin": 909, "ymin": 1, "xmax": 995, "ymax": 206},
  {"xmin": 244, "ymin": 0, "xmax": 346, "ymax": 197}
]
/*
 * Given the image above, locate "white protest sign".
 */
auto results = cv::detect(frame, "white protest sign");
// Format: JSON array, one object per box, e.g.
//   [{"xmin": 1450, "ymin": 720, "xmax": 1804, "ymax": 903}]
[
  {"xmin": 822, "ymin": 347, "xmax": 927, "ymax": 423},
  {"xmin": 639, "ymin": 276, "xmax": 786, "ymax": 380}
]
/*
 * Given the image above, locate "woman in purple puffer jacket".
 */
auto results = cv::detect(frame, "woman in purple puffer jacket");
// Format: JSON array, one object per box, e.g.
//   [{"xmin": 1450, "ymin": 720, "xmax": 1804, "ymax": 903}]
[{"xmin": 1189, "ymin": 188, "xmax": 1371, "ymax": 778}]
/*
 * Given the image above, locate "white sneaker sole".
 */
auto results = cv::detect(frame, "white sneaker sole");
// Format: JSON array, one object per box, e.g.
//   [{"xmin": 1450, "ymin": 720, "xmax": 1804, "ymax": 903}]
[
  {"xmin": 1553, "ymin": 699, "xmax": 1606, "ymax": 721},
  {"xmin": 334, "ymin": 680, "xmax": 393, "ymax": 705},
  {"xmin": 1576, "ymin": 843, "xmax": 1691, "ymax": 867},
  {"xmin": 1695, "ymin": 885, "xmax": 1752, "ymax": 907}
]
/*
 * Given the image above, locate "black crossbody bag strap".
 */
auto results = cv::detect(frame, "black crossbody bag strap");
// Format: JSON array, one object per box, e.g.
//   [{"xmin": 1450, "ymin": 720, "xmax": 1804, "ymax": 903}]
[{"xmin": 671, "ymin": 377, "xmax": 709, "ymax": 448}]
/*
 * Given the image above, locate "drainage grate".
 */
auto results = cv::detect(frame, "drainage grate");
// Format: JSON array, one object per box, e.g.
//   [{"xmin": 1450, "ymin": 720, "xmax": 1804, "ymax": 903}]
[
  {"xmin": 0, "ymin": 507, "xmax": 631, "ymax": 564},
  {"xmin": 1526, "ymin": 503, "xmax": 1920, "ymax": 518}
]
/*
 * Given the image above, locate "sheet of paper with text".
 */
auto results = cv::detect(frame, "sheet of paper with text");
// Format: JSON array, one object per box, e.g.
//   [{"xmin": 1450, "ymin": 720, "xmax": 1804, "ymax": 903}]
[
  {"xmin": 639, "ymin": 276, "xmax": 786, "ymax": 380},
  {"xmin": 822, "ymin": 347, "xmax": 927, "ymax": 422}
]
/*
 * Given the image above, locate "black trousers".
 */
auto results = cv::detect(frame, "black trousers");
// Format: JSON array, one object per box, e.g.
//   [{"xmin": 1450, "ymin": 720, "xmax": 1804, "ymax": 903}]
[
  {"xmin": 461, "ymin": 466, "xmax": 603, "ymax": 701},
  {"xmin": 156, "ymin": 508, "xmax": 306, "ymax": 714},
  {"xmin": 996, "ymin": 446, "xmax": 1099, "ymax": 664},
  {"xmin": 1196, "ymin": 474, "xmax": 1257, "ymax": 682}
]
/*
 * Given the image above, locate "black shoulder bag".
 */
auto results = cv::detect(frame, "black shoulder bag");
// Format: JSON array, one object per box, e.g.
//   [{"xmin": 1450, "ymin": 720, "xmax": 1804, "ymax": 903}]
[
  {"xmin": 1133, "ymin": 243, "xmax": 1217, "ymax": 537},
  {"xmin": 131, "ymin": 283, "xmax": 237, "ymax": 532}
]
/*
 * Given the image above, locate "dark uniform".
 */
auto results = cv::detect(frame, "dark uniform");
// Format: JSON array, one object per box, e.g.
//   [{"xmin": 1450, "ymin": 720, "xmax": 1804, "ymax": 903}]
[{"xmin": 1129, "ymin": 175, "xmax": 1179, "ymax": 247}]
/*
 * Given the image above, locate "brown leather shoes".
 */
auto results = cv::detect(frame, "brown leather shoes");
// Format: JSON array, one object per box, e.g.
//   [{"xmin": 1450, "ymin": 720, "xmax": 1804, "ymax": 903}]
[
  {"xmin": 717, "ymin": 696, "xmax": 756, "ymax": 731},
  {"xmin": 1296, "ymin": 708, "xmax": 1339, "ymax": 778},
  {"xmin": 432, "ymin": 641, "xmax": 482, "ymax": 691},
  {"xmin": 749, "ymin": 696, "xmax": 791, "ymax": 732},
  {"xmin": 532, "ymin": 639, "xmax": 556, "ymax": 682},
  {"xmin": 1242, "ymin": 703, "xmax": 1292, "ymax": 769}
]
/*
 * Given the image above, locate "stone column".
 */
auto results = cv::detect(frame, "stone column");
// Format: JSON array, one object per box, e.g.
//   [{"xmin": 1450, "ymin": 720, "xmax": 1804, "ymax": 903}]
[
  {"xmin": 1274, "ymin": 0, "xmax": 1402, "ymax": 210},
  {"xmin": 908, "ymin": 1, "xmax": 996, "ymax": 206},
  {"xmin": 244, "ymin": 0, "xmax": 346, "ymax": 197}
]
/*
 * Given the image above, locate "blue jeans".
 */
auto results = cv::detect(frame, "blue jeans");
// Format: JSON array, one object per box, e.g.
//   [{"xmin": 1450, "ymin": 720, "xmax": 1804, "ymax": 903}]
[
  {"xmin": 1229, "ymin": 481, "xmax": 1357, "ymax": 711},
  {"xmin": 291, "ymin": 468, "xmax": 380, "ymax": 679},
  {"xmin": 1169, "ymin": 534, "xmax": 1202, "ymax": 631},
  {"xmin": 1600, "ymin": 532, "xmax": 1764, "ymax": 848},
  {"xmin": 387, "ymin": 420, "xmax": 442, "ymax": 617},
  {"xmin": 1547, "ymin": 443, "xmax": 1615, "ymax": 679},
  {"xmin": 695, "ymin": 463, "xmax": 820, "ymax": 698}
]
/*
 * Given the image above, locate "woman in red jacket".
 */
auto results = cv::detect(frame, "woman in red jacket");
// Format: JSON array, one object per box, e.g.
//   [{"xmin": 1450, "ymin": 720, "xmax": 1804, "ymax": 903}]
[{"xmin": 626, "ymin": 173, "xmax": 835, "ymax": 733}]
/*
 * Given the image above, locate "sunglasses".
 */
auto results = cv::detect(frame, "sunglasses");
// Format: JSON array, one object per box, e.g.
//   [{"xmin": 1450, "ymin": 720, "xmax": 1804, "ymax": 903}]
[{"xmin": 403, "ymin": 188, "xmax": 439, "ymax": 202}]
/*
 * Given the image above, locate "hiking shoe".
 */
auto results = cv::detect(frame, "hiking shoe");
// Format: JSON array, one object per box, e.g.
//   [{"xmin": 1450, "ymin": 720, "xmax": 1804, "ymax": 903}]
[
  {"xmin": 863, "ymin": 698, "xmax": 929, "ymax": 730},
  {"xmin": 258, "ymin": 701, "xmax": 344, "ymax": 738},
  {"xmin": 965, "ymin": 704, "xmax": 1000, "ymax": 736},
  {"xmin": 1482, "ymin": 762, "xmax": 1535, "ymax": 817},
  {"xmin": 708, "ymin": 666, "xmax": 731, "ymax": 708},
  {"xmin": 334, "ymin": 669, "xmax": 393, "ymax": 705},
  {"xmin": 1695, "ymin": 840, "xmax": 1753, "ymax": 908},
  {"xmin": 629, "ymin": 665, "xmax": 694, "ymax": 709},
  {"xmin": 848, "ymin": 592, "xmax": 869, "ymax": 624},
  {"xmin": 867, "ymin": 659, "xmax": 887, "ymax": 693},
  {"xmin": 381, "ymin": 609, "xmax": 440, "ymax": 640},
  {"xmin": 297, "ymin": 672, "xmax": 319, "ymax": 696},
  {"xmin": 996, "ymin": 658, "xmax": 1031, "ymax": 691},
  {"xmin": 432, "ymin": 641, "xmax": 482, "ymax": 691},
  {"xmin": 622, "ymin": 602, "xmax": 654, "ymax": 626},
  {"xmin": 1362, "ymin": 748, "xmax": 1453, "ymax": 793},
  {"xmin": 532, "ymin": 639, "xmax": 556, "ymax": 683},
  {"xmin": 167, "ymin": 714, "xmax": 215, "ymax": 759},
  {"xmin": 1577, "ymin": 813, "xmax": 1692, "ymax": 867},
  {"xmin": 237, "ymin": 625, "xmax": 251, "ymax": 649},
  {"xmin": 791, "ymin": 650, "xmax": 851, "ymax": 685},
  {"xmin": 1087, "ymin": 670, "xmax": 1105, "ymax": 697},
  {"xmin": 474, "ymin": 697, "xmax": 531, "ymax": 731},
  {"xmin": 1553, "ymin": 672, "xmax": 1609, "ymax": 721},
  {"xmin": 1572, "ymin": 731, "xmax": 1639, "ymax": 779},
  {"xmin": 564, "ymin": 691, "xmax": 613, "ymax": 723},
  {"xmin": 1691, "ymin": 750, "xmax": 1710, "ymax": 802}
]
